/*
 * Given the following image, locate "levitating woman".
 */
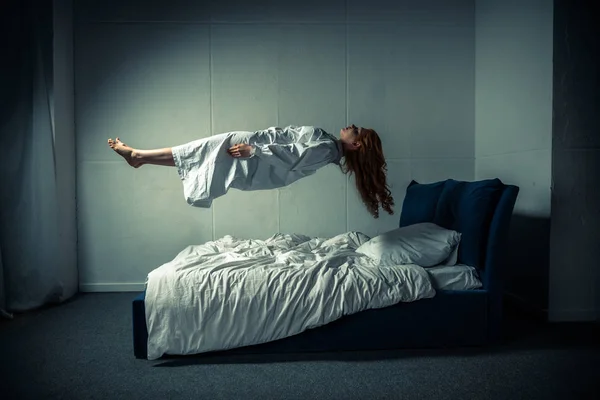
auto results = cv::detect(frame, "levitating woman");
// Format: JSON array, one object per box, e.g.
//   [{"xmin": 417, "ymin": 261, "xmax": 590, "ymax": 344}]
[{"xmin": 108, "ymin": 125, "xmax": 394, "ymax": 218}]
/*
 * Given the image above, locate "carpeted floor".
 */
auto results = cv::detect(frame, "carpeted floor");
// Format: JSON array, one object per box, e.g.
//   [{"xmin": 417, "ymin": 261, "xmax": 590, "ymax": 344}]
[{"xmin": 0, "ymin": 293, "xmax": 599, "ymax": 400}]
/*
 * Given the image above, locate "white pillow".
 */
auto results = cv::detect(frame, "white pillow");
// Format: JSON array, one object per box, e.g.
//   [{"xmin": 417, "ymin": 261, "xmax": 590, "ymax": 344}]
[{"xmin": 356, "ymin": 222, "xmax": 461, "ymax": 267}]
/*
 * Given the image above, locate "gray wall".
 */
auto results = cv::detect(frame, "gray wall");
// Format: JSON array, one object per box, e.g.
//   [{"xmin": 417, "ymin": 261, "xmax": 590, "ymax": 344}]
[
  {"xmin": 475, "ymin": 0, "xmax": 553, "ymax": 313},
  {"xmin": 74, "ymin": 0, "xmax": 475, "ymax": 291},
  {"xmin": 549, "ymin": 0, "xmax": 600, "ymax": 322}
]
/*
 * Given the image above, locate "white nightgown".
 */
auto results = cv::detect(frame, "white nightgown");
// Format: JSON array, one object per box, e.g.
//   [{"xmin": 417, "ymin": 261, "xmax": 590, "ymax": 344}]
[{"xmin": 171, "ymin": 125, "xmax": 343, "ymax": 207}]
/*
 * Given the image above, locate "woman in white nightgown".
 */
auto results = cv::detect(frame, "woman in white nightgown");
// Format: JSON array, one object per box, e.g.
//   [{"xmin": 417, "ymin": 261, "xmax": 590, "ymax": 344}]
[{"xmin": 108, "ymin": 124, "xmax": 394, "ymax": 218}]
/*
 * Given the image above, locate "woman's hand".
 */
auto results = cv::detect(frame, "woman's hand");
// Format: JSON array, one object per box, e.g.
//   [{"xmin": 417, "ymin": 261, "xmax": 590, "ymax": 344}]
[{"xmin": 227, "ymin": 143, "xmax": 253, "ymax": 158}]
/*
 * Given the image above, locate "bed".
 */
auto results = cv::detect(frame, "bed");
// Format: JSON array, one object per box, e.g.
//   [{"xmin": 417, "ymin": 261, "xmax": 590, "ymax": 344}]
[{"xmin": 133, "ymin": 178, "xmax": 519, "ymax": 359}]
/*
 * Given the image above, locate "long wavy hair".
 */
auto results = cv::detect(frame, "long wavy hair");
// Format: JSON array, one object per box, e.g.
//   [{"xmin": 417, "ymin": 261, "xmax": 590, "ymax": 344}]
[{"xmin": 341, "ymin": 128, "xmax": 394, "ymax": 218}]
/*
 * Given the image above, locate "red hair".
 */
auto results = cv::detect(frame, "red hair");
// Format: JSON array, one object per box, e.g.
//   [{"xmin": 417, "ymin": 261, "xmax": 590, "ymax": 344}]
[{"xmin": 341, "ymin": 128, "xmax": 394, "ymax": 218}]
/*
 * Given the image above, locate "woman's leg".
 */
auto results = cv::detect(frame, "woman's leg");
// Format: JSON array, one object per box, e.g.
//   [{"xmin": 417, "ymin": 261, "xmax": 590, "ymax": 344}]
[
  {"xmin": 107, "ymin": 138, "xmax": 175, "ymax": 168},
  {"xmin": 132, "ymin": 148, "xmax": 175, "ymax": 166}
]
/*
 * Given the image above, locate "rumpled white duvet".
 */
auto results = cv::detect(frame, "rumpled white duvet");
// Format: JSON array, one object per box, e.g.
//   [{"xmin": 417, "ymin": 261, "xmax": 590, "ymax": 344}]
[{"xmin": 144, "ymin": 232, "xmax": 436, "ymax": 360}]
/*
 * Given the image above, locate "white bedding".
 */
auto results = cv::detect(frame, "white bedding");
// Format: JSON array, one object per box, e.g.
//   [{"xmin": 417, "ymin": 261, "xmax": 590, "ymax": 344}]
[
  {"xmin": 144, "ymin": 231, "xmax": 436, "ymax": 360},
  {"xmin": 426, "ymin": 264, "xmax": 482, "ymax": 291}
]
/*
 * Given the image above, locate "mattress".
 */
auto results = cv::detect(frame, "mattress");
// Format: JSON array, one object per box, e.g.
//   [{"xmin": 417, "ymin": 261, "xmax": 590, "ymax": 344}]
[{"xmin": 426, "ymin": 264, "xmax": 482, "ymax": 291}]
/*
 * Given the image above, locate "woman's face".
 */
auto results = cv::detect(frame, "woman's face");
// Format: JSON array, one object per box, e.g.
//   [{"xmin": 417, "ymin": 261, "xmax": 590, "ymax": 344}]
[
  {"xmin": 340, "ymin": 124, "xmax": 359, "ymax": 143},
  {"xmin": 339, "ymin": 124, "xmax": 362, "ymax": 151}
]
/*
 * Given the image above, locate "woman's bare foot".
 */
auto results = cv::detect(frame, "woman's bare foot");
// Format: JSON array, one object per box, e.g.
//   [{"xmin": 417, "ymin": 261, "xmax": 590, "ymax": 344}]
[{"xmin": 107, "ymin": 138, "xmax": 144, "ymax": 168}]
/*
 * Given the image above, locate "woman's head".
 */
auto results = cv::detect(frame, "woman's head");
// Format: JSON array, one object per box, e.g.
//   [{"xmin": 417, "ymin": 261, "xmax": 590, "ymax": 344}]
[{"xmin": 339, "ymin": 125, "xmax": 394, "ymax": 219}]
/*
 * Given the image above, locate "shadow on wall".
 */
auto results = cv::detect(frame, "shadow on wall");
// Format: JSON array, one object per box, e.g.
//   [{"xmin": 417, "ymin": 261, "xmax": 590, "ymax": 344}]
[{"xmin": 504, "ymin": 213, "xmax": 551, "ymax": 317}]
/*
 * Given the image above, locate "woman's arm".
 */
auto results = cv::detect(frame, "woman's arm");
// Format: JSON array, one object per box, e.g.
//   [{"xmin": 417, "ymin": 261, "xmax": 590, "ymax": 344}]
[{"xmin": 227, "ymin": 141, "xmax": 335, "ymax": 171}]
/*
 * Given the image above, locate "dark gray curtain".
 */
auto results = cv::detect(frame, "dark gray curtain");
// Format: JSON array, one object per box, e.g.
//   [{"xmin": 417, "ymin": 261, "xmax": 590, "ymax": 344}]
[{"xmin": 0, "ymin": 0, "xmax": 73, "ymax": 314}]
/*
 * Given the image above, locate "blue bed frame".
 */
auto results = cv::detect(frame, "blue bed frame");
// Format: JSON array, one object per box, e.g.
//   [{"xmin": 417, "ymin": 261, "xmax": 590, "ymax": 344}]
[{"xmin": 132, "ymin": 182, "xmax": 519, "ymax": 359}]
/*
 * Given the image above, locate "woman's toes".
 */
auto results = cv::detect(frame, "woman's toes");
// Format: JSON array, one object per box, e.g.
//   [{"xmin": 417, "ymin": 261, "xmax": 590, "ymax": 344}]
[{"xmin": 115, "ymin": 137, "xmax": 129, "ymax": 147}]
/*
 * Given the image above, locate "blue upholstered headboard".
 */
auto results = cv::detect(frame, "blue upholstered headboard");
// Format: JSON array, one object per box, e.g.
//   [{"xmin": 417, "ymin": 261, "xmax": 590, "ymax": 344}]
[
  {"xmin": 399, "ymin": 179, "xmax": 519, "ymax": 276},
  {"xmin": 480, "ymin": 184, "xmax": 519, "ymax": 289},
  {"xmin": 399, "ymin": 179, "xmax": 519, "ymax": 340},
  {"xmin": 479, "ymin": 184, "xmax": 519, "ymax": 340}
]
